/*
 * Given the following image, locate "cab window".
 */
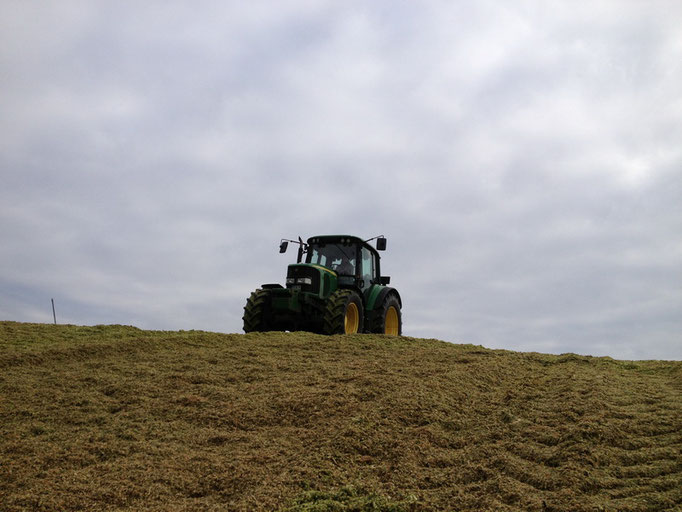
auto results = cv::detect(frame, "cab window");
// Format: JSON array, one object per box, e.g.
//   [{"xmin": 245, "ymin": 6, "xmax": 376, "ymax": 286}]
[
  {"xmin": 360, "ymin": 247, "xmax": 375, "ymax": 290},
  {"xmin": 308, "ymin": 244, "xmax": 356, "ymax": 276}
]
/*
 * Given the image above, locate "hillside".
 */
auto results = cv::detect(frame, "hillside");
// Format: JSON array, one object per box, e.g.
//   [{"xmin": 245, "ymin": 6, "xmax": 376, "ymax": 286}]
[{"xmin": 1, "ymin": 322, "xmax": 680, "ymax": 511}]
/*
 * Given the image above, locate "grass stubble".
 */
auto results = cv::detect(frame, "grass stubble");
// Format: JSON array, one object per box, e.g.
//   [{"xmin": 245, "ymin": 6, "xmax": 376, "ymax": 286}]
[{"xmin": 1, "ymin": 321, "xmax": 680, "ymax": 511}]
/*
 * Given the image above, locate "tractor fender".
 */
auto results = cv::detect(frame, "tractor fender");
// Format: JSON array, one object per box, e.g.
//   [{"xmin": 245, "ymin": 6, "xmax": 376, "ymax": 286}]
[
  {"xmin": 366, "ymin": 285, "xmax": 402, "ymax": 311},
  {"xmin": 261, "ymin": 283, "xmax": 284, "ymax": 289}
]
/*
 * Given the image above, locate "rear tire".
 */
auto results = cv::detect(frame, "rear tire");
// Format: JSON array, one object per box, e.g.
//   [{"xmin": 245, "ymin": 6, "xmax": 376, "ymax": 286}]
[
  {"xmin": 324, "ymin": 289, "xmax": 364, "ymax": 334},
  {"xmin": 243, "ymin": 288, "xmax": 271, "ymax": 332},
  {"xmin": 371, "ymin": 294, "xmax": 402, "ymax": 335}
]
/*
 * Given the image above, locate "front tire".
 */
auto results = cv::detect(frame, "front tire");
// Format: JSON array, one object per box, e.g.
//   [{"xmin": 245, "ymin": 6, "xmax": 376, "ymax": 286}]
[
  {"xmin": 243, "ymin": 288, "xmax": 271, "ymax": 332},
  {"xmin": 324, "ymin": 289, "xmax": 364, "ymax": 334}
]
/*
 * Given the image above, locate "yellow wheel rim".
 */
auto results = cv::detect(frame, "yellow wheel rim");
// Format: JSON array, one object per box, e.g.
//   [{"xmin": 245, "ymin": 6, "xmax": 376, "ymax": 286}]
[
  {"xmin": 385, "ymin": 306, "xmax": 399, "ymax": 335},
  {"xmin": 344, "ymin": 302, "xmax": 360, "ymax": 334}
]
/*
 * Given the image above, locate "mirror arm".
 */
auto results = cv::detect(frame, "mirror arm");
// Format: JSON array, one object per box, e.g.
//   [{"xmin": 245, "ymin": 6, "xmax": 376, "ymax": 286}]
[
  {"xmin": 364, "ymin": 235, "xmax": 387, "ymax": 250},
  {"xmin": 279, "ymin": 237, "xmax": 308, "ymax": 260}
]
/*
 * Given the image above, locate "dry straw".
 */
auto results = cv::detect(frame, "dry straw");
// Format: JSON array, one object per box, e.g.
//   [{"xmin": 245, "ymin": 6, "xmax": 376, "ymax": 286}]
[{"xmin": 1, "ymin": 322, "xmax": 680, "ymax": 511}]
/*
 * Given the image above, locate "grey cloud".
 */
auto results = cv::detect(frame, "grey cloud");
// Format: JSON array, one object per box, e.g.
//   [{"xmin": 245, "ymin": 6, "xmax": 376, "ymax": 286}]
[{"xmin": 1, "ymin": 1, "xmax": 680, "ymax": 359}]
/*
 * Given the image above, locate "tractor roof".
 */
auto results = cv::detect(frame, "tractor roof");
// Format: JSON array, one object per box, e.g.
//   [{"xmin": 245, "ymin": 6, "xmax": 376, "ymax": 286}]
[
  {"xmin": 307, "ymin": 234, "xmax": 363, "ymax": 244},
  {"xmin": 307, "ymin": 235, "xmax": 381, "ymax": 257}
]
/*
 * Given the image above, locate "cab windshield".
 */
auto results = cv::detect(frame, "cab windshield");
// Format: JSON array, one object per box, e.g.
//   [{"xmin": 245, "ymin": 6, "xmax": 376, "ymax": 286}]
[{"xmin": 306, "ymin": 243, "xmax": 357, "ymax": 276}]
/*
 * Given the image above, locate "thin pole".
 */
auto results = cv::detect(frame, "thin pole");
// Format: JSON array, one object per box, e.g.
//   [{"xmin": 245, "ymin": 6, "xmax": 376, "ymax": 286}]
[{"xmin": 51, "ymin": 298, "xmax": 57, "ymax": 325}]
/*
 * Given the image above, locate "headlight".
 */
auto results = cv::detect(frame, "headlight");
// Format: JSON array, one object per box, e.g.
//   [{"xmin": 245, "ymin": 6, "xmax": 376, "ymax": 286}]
[
  {"xmin": 296, "ymin": 277, "xmax": 312, "ymax": 285},
  {"xmin": 286, "ymin": 277, "xmax": 295, "ymax": 285}
]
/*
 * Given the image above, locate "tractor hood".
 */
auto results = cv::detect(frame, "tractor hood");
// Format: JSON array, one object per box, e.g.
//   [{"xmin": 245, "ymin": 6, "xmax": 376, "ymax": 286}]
[{"xmin": 286, "ymin": 263, "xmax": 337, "ymax": 297}]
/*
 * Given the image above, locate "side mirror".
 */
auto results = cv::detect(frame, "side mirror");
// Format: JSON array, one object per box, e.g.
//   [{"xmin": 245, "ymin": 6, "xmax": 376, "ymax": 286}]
[
  {"xmin": 380, "ymin": 276, "xmax": 391, "ymax": 285},
  {"xmin": 279, "ymin": 241, "xmax": 289, "ymax": 253},
  {"xmin": 376, "ymin": 237, "xmax": 387, "ymax": 251}
]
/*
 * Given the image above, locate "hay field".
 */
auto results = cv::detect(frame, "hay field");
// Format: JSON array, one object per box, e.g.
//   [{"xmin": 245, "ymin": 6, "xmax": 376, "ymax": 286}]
[{"xmin": 1, "ymin": 321, "xmax": 680, "ymax": 511}]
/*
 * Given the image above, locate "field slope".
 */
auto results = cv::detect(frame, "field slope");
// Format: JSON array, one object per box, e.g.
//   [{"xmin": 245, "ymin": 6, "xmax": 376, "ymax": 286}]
[{"xmin": 1, "ymin": 321, "xmax": 681, "ymax": 511}]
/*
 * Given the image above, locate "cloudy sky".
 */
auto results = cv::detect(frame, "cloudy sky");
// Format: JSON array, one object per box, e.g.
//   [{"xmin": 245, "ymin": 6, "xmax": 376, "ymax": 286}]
[{"xmin": 1, "ymin": 1, "xmax": 681, "ymax": 360}]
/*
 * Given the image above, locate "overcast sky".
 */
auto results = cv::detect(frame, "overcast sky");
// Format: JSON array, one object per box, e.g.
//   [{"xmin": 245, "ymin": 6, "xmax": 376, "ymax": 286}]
[{"xmin": 1, "ymin": 1, "xmax": 681, "ymax": 360}]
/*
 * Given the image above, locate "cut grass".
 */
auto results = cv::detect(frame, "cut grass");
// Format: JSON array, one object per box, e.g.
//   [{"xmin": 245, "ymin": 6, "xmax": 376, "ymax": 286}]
[{"xmin": 1, "ymin": 321, "xmax": 680, "ymax": 511}]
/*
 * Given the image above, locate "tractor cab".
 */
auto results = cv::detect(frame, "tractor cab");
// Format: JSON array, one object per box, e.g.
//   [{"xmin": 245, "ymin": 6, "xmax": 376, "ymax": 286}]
[{"xmin": 305, "ymin": 235, "xmax": 385, "ymax": 292}]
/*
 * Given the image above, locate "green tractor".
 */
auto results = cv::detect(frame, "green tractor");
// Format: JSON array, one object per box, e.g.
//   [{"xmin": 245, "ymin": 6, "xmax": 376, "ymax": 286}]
[{"xmin": 243, "ymin": 235, "xmax": 402, "ymax": 335}]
